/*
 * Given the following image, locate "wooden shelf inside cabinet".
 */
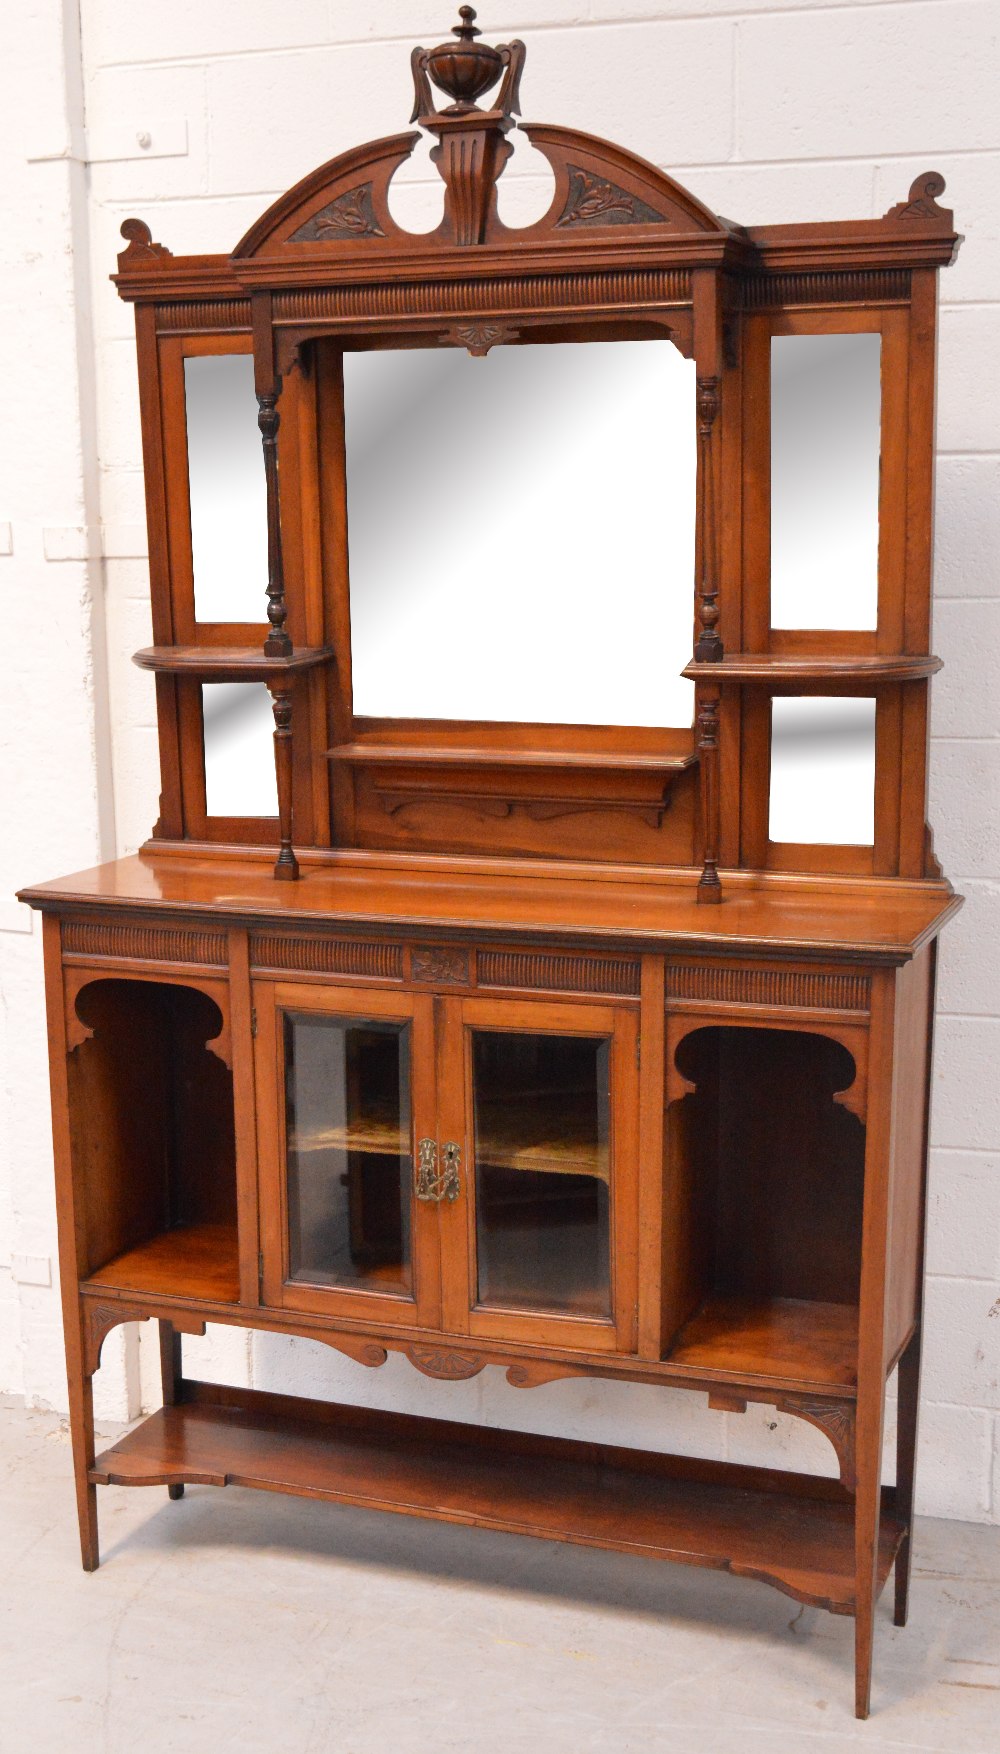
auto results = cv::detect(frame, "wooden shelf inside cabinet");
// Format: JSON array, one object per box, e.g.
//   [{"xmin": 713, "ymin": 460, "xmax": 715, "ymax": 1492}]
[
  {"xmin": 90, "ymin": 1381, "xmax": 904, "ymax": 1616},
  {"xmin": 84, "ymin": 1221, "xmax": 240, "ymax": 1304},
  {"xmin": 682, "ymin": 654, "xmax": 943, "ymax": 686},
  {"xmin": 133, "ymin": 646, "xmax": 335, "ymax": 682},
  {"xmin": 667, "ymin": 1297, "xmax": 859, "ymax": 1393}
]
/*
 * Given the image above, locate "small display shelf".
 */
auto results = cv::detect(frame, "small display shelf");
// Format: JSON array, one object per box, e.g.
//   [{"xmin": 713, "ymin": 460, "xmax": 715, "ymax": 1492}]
[
  {"xmin": 683, "ymin": 653, "xmax": 942, "ymax": 685},
  {"xmin": 133, "ymin": 645, "xmax": 334, "ymax": 680},
  {"xmin": 91, "ymin": 1381, "xmax": 904, "ymax": 1617},
  {"xmin": 667, "ymin": 1295, "xmax": 859, "ymax": 1393},
  {"xmin": 84, "ymin": 1221, "xmax": 240, "ymax": 1304}
]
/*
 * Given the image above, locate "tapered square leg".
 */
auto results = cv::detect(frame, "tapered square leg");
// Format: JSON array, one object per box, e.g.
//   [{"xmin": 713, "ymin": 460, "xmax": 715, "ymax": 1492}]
[
  {"xmin": 67, "ymin": 1339, "xmax": 99, "ymax": 1571},
  {"xmin": 893, "ymin": 1331, "xmax": 922, "ymax": 1627},
  {"xmin": 159, "ymin": 1319, "xmax": 185, "ymax": 1500}
]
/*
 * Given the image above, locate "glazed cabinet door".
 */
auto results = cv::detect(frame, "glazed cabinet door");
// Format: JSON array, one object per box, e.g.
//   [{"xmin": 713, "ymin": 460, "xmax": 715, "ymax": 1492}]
[
  {"xmin": 437, "ymin": 996, "xmax": 640, "ymax": 1353},
  {"xmin": 255, "ymin": 982, "xmax": 441, "ymax": 1327}
]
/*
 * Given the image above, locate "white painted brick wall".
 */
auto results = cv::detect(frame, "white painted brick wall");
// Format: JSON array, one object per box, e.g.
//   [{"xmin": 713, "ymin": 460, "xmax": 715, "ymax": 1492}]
[{"xmin": 2, "ymin": 0, "xmax": 998, "ymax": 1519}]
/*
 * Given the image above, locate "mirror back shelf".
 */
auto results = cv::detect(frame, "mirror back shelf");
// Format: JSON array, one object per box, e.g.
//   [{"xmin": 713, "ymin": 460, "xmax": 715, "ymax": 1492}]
[{"xmin": 113, "ymin": 17, "xmax": 959, "ymax": 897}]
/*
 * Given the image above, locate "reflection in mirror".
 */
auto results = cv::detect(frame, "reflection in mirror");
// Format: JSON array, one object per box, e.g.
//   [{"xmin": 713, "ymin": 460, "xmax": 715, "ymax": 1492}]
[
  {"xmin": 769, "ymin": 696, "xmax": 876, "ymax": 845},
  {"xmin": 185, "ymin": 354, "xmax": 268, "ymax": 623},
  {"xmin": 770, "ymin": 333, "xmax": 881, "ymax": 631},
  {"xmin": 202, "ymin": 682, "xmax": 277, "ymax": 817},
  {"xmin": 344, "ymin": 340, "xmax": 695, "ymax": 727}
]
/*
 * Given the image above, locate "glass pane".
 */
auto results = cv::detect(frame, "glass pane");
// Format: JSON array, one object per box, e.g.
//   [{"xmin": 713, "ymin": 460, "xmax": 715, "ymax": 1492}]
[
  {"xmin": 769, "ymin": 696, "xmax": 876, "ymax": 845},
  {"xmin": 344, "ymin": 340, "xmax": 695, "ymax": 728},
  {"xmin": 770, "ymin": 333, "xmax": 881, "ymax": 630},
  {"xmin": 185, "ymin": 354, "xmax": 268, "ymax": 623},
  {"xmin": 284, "ymin": 1014, "xmax": 413, "ymax": 1294},
  {"xmin": 202, "ymin": 682, "xmax": 278, "ymax": 817},
  {"xmin": 472, "ymin": 1030, "xmax": 611, "ymax": 1317}
]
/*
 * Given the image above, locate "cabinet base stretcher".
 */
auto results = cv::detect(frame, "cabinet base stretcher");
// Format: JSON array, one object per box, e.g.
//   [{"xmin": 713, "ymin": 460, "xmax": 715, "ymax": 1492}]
[{"xmin": 91, "ymin": 1378, "xmax": 903, "ymax": 1620}]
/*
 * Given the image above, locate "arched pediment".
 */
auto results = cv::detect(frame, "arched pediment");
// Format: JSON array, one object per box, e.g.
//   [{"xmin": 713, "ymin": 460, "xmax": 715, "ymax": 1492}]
[
  {"xmin": 506, "ymin": 124, "xmax": 729, "ymax": 239},
  {"xmin": 230, "ymin": 119, "xmax": 731, "ymax": 265},
  {"xmin": 232, "ymin": 132, "xmax": 421, "ymax": 258}
]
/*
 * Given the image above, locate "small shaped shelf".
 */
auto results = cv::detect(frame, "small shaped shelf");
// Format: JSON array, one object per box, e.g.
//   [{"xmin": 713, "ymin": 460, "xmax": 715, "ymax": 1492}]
[
  {"xmin": 133, "ymin": 645, "xmax": 334, "ymax": 682},
  {"xmin": 683, "ymin": 653, "xmax": 942, "ymax": 686},
  {"xmin": 327, "ymin": 732, "xmax": 698, "ymax": 829}
]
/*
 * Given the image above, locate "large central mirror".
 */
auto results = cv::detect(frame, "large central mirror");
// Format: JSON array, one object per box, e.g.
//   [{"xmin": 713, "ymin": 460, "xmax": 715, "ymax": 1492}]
[{"xmin": 343, "ymin": 338, "xmax": 695, "ymax": 729}]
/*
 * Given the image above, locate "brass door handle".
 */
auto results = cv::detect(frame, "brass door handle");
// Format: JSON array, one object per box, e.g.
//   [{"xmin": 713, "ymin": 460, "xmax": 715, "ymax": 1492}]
[{"xmin": 416, "ymin": 1138, "xmax": 461, "ymax": 1202}]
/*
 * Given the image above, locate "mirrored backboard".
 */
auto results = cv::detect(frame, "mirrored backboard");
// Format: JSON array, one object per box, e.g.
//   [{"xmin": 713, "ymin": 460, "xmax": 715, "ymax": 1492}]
[
  {"xmin": 343, "ymin": 339, "xmax": 696, "ymax": 729},
  {"xmin": 770, "ymin": 333, "xmax": 882, "ymax": 632},
  {"xmin": 185, "ymin": 354, "xmax": 269, "ymax": 624}
]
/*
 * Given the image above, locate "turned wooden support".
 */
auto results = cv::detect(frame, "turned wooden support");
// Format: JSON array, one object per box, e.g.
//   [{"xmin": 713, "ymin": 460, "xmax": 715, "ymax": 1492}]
[
  {"xmin": 257, "ymin": 386, "xmax": 292, "ymax": 657},
  {"xmin": 269, "ymin": 686, "xmax": 299, "ymax": 880},
  {"xmin": 694, "ymin": 374, "xmax": 723, "ymax": 664},
  {"xmin": 696, "ymin": 687, "xmax": 722, "ymax": 903}
]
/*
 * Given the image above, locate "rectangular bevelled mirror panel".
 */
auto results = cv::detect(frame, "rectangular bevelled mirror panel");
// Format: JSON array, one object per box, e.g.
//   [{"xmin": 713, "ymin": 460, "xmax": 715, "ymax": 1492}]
[
  {"xmin": 770, "ymin": 333, "xmax": 881, "ymax": 631},
  {"xmin": 769, "ymin": 696, "xmax": 876, "ymax": 845},
  {"xmin": 344, "ymin": 339, "xmax": 695, "ymax": 728},
  {"xmin": 185, "ymin": 354, "xmax": 268, "ymax": 624},
  {"xmin": 202, "ymin": 682, "xmax": 277, "ymax": 817}
]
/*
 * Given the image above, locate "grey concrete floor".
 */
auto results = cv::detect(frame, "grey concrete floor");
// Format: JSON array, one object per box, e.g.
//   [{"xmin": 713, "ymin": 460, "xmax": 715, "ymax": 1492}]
[{"xmin": 1, "ymin": 1405, "xmax": 998, "ymax": 1753}]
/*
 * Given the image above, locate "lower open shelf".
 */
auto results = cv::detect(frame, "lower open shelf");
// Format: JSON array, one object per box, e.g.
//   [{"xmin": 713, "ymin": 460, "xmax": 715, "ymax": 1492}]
[{"xmin": 92, "ymin": 1381, "xmax": 902, "ymax": 1615}]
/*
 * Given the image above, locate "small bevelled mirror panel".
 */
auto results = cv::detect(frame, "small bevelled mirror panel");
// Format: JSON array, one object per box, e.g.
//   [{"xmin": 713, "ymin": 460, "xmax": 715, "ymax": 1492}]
[
  {"xmin": 202, "ymin": 682, "xmax": 277, "ymax": 818},
  {"xmin": 185, "ymin": 354, "xmax": 268, "ymax": 623},
  {"xmin": 344, "ymin": 340, "xmax": 695, "ymax": 727},
  {"xmin": 770, "ymin": 333, "xmax": 881, "ymax": 631},
  {"xmin": 769, "ymin": 696, "xmax": 876, "ymax": 845}
]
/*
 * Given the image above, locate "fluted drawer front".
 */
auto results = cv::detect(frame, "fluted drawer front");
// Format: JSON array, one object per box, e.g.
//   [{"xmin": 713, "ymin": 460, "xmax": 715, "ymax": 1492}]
[
  {"xmin": 62, "ymin": 919, "xmax": 226, "ymax": 967},
  {"xmin": 478, "ymin": 948, "xmax": 640, "ymax": 997},
  {"xmin": 250, "ymin": 935, "xmax": 404, "ymax": 981},
  {"xmin": 666, "ymin": 963, "xmax": 871, "ymax": 1013}
]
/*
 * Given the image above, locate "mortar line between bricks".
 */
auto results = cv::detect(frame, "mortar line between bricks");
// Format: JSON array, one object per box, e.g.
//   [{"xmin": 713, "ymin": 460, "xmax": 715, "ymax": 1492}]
[
  {"xmin": 932, "ymin": 1146, "xmax": 1000, "ymax": 1156},
  {"xmin": 85, "ymin": 0, "xmax": 984, "ymax": 73}
]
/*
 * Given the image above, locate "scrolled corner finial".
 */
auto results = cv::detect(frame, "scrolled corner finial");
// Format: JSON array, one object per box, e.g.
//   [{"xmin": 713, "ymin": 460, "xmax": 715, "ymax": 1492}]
[
  {"xmin": 884, "ymin": 170, "xmax": 953, "ymax": 226},
  {"xmin": 117, "ymin": 216, "xmax": 172, "ymax": 266}
]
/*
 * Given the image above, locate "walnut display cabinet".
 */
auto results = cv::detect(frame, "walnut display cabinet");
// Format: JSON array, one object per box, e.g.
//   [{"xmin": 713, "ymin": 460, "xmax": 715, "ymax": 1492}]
[{"xmin": 20, "ymin": 10, "xmax": 964, "ymax": 1719}]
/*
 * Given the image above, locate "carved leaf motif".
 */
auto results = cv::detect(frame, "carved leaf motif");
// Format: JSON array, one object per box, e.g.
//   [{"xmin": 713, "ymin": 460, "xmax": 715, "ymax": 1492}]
[
  {"xmin": 411, "ymin": 945, "xmax": 470, "ymax": 985},
  {"xmin": 290, "ymin": 184, "xmax": 385, "ymax": 243},
  {"xmin": 557, "ymin": 168, "xmax": 667, "ymax": 229}
]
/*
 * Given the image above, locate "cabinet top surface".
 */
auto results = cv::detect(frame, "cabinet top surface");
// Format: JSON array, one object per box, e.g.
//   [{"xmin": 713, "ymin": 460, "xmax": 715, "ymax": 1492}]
[{"xmin": 19, "ymin": 853, "xmax": 961, "ymax": 963}]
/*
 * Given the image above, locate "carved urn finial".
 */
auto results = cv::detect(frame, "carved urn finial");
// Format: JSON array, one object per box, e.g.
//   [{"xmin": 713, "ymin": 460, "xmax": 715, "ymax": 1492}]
[
  {"xmin": 412, "ymin": 11, "xmax": 525, "ymax": 124},
  {"xmin": 410, "ymin": 14, "xmax": 526, "ymax": 244},
  {"xmin": 425, "ymin": 8, "xmax": 505, "ymax": 113}
]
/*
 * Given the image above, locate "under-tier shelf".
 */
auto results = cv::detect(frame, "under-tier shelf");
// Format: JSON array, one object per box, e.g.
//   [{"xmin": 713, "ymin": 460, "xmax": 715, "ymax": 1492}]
[
  {"xmin": 85, "ymin": 1221, "xmax": 240, "ymax": 1303},
  {"xmin": 133, "ymin": 645, "xmax": 334, "ymax": 681},
  {"xmin": 667, "ymin": 1296, "xmax": 859, "ymax": 1393},
  {"xmin": 683, "ymin": 653, "xmax": 942, "ymax": 685},
  {"xmin": 91, "ymin": 1382, "xmax": 902, "ymax": 1615}
]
